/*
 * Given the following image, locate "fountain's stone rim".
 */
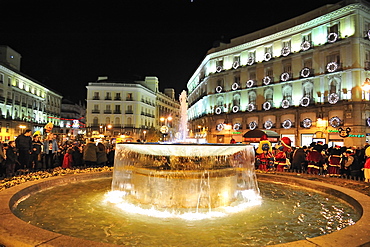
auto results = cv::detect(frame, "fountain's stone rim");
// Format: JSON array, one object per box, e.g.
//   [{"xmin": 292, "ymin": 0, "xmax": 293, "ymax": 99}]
[
  {"xmin": 116, "ymin": 142, "xmax": 252, "ymax": 156},
  {"xmin": 0, "ymin": 172, "xmax": 369, "ymax": 247}
]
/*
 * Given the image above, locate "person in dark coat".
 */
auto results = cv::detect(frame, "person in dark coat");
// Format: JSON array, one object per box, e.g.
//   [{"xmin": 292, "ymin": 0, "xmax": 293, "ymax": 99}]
[
  {"xmin": 0, "ymin": 142, "xmax": 6, "ymax": 178},
  {"xmin": 72, "ymin": 144, "xmax": 83, "ymax": 167},
  {"xmin": 5, "ymin": 141, "xmax": 18, "ymax": 178},
  {"xmin": 97, "ymin": 143, "xmax": 108, "ymax": 166},
  {"xmin": 15, "ymin": 129, "xmax": 32, "ymax": 170},
  {"xmin": 291, "ymin": 146, "xmax": 307, "ymax": 172},
  {"xmin": 31, "ymin": 135, "xmax": 43, "ymax": 171},
  {"xmin": 83, "ymin": 138, "xmax": 98, "ymax": 167},
  {"xmin": 107, "ymin": 146, "xmax": 115, "ymax": 166}
]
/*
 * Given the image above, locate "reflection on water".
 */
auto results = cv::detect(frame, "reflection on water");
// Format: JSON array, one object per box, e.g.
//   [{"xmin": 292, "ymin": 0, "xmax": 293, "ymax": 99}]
[{"xmin": 13, "ymin": 178, "xmax": 359, "ymax": 246}]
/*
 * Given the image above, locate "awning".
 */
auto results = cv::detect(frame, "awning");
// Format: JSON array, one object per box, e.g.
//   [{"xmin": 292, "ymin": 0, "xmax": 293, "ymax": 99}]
[{"xmin": 243, "ymin": 129, "xmax": 280, "ymax": 143}]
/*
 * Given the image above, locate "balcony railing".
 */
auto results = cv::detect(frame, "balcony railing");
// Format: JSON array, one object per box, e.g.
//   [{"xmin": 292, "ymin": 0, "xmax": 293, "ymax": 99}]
[
  {"xmin": 113, "ymin": 110, "xmax": 122, "ymax": 114},
  {"xmin": 92, "ymin": 110, "xmax": 100, "ymax": 114},
  {"xmin": 104, "ymin": 110, "xmax": 112, "ymax": 114},
  {"xmin": 93, "ymin": 96, "xmax": 100, "ymax": 100},
  {"xmin": 125, "ymin": 110, "xmax": 133, "ymax": 114}
]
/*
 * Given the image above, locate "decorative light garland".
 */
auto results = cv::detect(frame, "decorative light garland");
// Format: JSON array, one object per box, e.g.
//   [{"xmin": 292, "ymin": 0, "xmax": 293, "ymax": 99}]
[
  {"xmin": 247, "ymin": 103, "xmax": 255, "ymax": 112},
  {"xmin": 249, "ymin": 121, "xmax": 257, "ymax": 130},
  {"xmin": 215, "ymin": 86, "xmax": 222, "ymax": 93},
  {"xmin": 301, "ymin": 41, "xmax": 311, "ymax": 51},
  {"xmin": 281, "ymin": 99, "xmax": 290, "ymax": 109},
  {"xmin": 281, "ymin": 47, "xmax": 290, "ymax": 57},
  {"xmin": 300, "ymin": 67, "xmax": 311, "ymax": 78},
  {"xmin": 282, "ymin": 119, "xmax": 292, "ymax": 129},
  {"xmin": 326, "ymin": 62, "xmax": 338, "ymax": 73},
  {"xmin": 232, "ymin": 61, "xmax": 240, "ymax": 69},
  {"xmin": 215, "ymin": 107, "xmax": 222, "ymax": 114},
  {"xmin": 327, "ymin": 32, "xmax": 338, "ymax": 43},
  {"xmin": 329, "ymin": 116, "xmax": 342, "ymax": 128},
  {"xmin": 263, "ymin": 76, "xmax": 271, "ymax": 85},
  {"xmin": 280, "ymin": 72, "xmax": 290, "ymax": 82},
  {"xmin": 368, "ymin": 30, "xmax": 370, "ymax": 40},
  {"xmin": 216, "ymin": 65, "xmax": 223, "ymax": 73},
  {"xmin": 328, "ymin": 93, "xmax": 339, "ymax": 104},
  {"xmin": 247, "ymin": 57, "xmax": 254, "ymax": 66},
  {"xmin": 302, "ymin": 118, "xmax": 312, "ymax": 128},
  {"xmin": 264, "ymin": 52, "xmax": 272, "ymax": 61},
  {"xmin": 216, "ymin": 123, "xmax": 224, "ymax": 131},
  {"xmin": 231, "ymin": 82, "xmax": 239, "ymax": 90},
  {"xmin": 246, "ymin": 79, "xmax": 254, "ymax": 88},
  {"xmin": 232, "ymin": 105, "xmax": 239, "ymax": 113},
  {"xmin": 300, "ymin": 96, "xmax": 310, "ymax": 107},
  {"xmin": 263, "ymin": 101, "xmax": 271, "ymax": 111},
  {"xmin": 233, "ymin": 123, "xmax": 241, "ymax": 131},
  {"xmin": 264, "ymin": 120, "xmax": 273, "ymax": 130}
]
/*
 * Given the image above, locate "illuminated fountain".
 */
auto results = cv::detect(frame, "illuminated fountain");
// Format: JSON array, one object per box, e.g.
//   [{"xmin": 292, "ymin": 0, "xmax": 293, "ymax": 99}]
[{"xmin": 108, "ymin": 143, "xmax": 260, "ymax": 219}]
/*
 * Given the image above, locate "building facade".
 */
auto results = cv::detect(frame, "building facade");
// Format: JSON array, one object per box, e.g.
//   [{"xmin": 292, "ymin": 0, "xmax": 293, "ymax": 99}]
[
  {"xmin": 0, "ymin": 45, "xmax": 62, "ymax": 140},
  {"xmin": 86, "ymin": 76, "xmax": 179, "ymax": 142},
  {"xmin": 60, "ymin": 98, "xmax": 86, "ymax": 142},
  {"xmin": 187, "ymin": 0, "xmax": 370, "ymax": 147}
]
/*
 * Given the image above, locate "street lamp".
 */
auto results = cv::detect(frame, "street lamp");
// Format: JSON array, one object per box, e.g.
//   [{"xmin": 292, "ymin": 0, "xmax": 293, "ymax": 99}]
[
  {"xmin": 160, "ymin": 116, "xmax": 173, "ymax": 142},
  {"xmin": 143, "ymin": 130, "xmax": 147, "ymax": 142}
]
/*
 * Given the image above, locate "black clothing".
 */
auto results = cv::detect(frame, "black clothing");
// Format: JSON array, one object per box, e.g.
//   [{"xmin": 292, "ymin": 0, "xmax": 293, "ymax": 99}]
[
  {"xmin": 15, "ymin": 134, "xmax": 32, "ymax": 151},
  {"xmin": 291, "ymin": 148, "xmax": 307, "ymax": 172}
]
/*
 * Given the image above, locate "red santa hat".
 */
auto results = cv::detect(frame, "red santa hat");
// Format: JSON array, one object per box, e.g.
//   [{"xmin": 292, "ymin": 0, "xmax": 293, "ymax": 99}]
[{"xmin": 280, "ymin": 137, "xmax": 292, "ymax": 152}]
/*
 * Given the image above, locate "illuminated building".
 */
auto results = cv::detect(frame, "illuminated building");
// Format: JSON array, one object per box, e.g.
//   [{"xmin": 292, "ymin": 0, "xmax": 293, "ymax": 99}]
[
  {"xmin": 60, "ymin": 99, "xmax": 86, "ymax": 142},
  {"xmin": 86, "ymin": 76, "xmax": 179, "ymax": 142},
  {"xmin": 0, "ymin": 45, "xmax": 62, "ymax": 140},
  {"xmin": 187, "ymin": 0, "xmax": 370, "ymax": 147}
]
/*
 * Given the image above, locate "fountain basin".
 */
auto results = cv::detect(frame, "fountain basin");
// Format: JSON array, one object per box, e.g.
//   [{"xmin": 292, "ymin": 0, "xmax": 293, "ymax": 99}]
[
  {"xmin": 1, "ymin": 173, "xmax": 370, "ymax": 246},
  {"xmin": 112, "ymin": 143, "xmax": 258, "ymax": 210}
]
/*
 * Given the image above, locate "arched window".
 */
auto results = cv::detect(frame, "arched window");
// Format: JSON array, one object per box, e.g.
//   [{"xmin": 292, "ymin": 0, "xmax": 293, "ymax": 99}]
[
  {"xmin": 248, "ymin": 90, "xmax": 257, "ymax": 104},
  {"xmin": 282, "ymin": 84, "xmax": 293, "ymax": 103},
  {"xmin": 233, "ymin": 93, "xmax": 241, "ymax": 106},
  {"xmin": 264, "ymin": 87, "xmax": 273, "ymax": 102},
  {"xmin": 302, "ymin": 80, "xmax": 314, "ymax": 99},
  {"xmin": 217, "ymin": 96, "xmax": 224, "ymax": 107}
]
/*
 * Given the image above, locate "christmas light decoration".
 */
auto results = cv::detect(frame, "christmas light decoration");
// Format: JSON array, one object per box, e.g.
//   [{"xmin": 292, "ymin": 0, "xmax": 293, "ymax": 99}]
[
  {"xmin": 328, "ymin": 93, "xmax": 339, "ymax": 104},
  {"xmin": 282, "ymin": 119, "xmax": 292, "ymax": 129},
  {"xmin": 263, "ymin": 101, "xmax": 271, "ymax": 111},
  {"xmin": 300, "ymin": 96, "xmax": 310, "ymax": 107},
  {"xmin": 302, "ymin": 118, "xmax": 312, "ymax": 128}
]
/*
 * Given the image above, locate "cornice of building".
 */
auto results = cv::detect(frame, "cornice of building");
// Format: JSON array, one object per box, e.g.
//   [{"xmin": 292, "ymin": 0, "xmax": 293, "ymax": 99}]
[
  {"xmin": 87, "ymin": 81, "xmax": 156, "ymax": 96},
  {"xmin": 208, "ymin": 3, "xmax": 368, "ymax": 58},
  {"xmin": 0, "ymin": 63, "xmax": 63, "ymax": 97},
  {"xmin": 188, "ymin": 1, "xmax": 370, "ymax": 86}
]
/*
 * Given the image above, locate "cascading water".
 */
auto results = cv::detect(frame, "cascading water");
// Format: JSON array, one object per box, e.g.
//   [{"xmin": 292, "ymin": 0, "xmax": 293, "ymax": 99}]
[{"xmin": 107, "ymin": 143, "xmax": 261, "ymax": 220}]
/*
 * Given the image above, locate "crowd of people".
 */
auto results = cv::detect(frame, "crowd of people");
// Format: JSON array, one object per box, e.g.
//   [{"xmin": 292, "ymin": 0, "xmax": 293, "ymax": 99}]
[
  {"xmin": 0, "ymin": 130, "xmax": 116, "ymax": 179},
  {"xmin": 255, "ymin": 136, "xmax": 370, "ymax": 182}
]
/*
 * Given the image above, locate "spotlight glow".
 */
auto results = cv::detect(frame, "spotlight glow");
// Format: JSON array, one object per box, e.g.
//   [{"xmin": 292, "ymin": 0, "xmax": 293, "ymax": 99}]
[{"xmin": 104, "ymin": 190, "xmax": 262, "ymax": 221}]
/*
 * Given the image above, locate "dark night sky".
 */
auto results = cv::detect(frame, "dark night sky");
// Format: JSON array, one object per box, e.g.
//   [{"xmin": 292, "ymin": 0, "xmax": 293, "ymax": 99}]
[{"xmin": 0, "ymin": 0, "xmax": 341, "ymax": 102}]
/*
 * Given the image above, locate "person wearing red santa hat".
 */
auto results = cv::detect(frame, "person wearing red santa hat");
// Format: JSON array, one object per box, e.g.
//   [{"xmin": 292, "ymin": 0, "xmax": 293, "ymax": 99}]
[
  {"xmin": 275, "ymin": 137, "xmax": 292, "ymax": 172},
  {"xmin": 256, "ymin": 134, "xmax": 274, "ymax": 171},
  {"xmin": 306, "ymin": 142, "xmax": 328, "ymax": 175},
  {"xmin": 327, "ymin": 145, "xmax": 346, "ymax": 177}
]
